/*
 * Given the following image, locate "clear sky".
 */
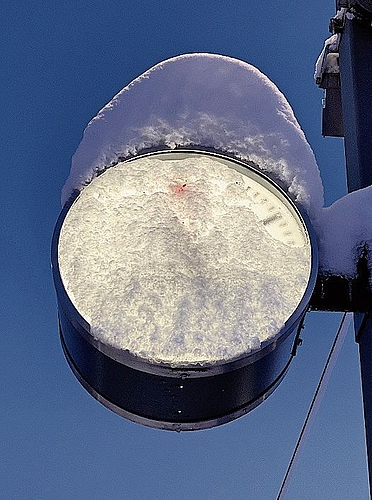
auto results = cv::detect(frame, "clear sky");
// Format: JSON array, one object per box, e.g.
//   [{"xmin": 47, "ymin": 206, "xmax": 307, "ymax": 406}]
[{"xmin": 2, "ymin": 1, "xmax": 369, "ymax": 498}]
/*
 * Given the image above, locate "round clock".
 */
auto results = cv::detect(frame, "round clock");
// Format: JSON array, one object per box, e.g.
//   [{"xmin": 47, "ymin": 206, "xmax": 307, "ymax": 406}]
[{"xmin": 52, "ymin": 149, "xmax": 318, "ymax": 430}]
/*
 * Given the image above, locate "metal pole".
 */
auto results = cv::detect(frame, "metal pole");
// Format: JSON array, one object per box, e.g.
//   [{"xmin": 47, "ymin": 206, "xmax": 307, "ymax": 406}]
[{"xmin": 339, "ymin": 9, "xmax": 372, "ymax": 493}]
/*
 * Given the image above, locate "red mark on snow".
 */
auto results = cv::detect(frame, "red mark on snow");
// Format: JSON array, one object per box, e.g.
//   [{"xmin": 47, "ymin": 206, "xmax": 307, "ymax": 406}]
[{"xmin": 170, "ymin": 182, "xmax": 188, "ymax": 196}]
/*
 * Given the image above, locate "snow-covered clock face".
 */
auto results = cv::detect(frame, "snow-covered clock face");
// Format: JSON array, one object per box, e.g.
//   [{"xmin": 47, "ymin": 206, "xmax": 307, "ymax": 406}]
[{"xmin": 58, "ymin": 151, "xmax": 313, "ymax": 368}]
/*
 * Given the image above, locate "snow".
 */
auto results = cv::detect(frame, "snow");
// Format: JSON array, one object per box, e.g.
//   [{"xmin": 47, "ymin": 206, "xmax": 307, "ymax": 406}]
[
  {"xmin": 314, "ymin": 34, "xmax": 339, "ymax": 84},
  {"xmin": 62, "ymin": 53, "xmax": 324, "ymax": 221},
  {"xmin": 58, "ymin": 152, "xmax": 312, "ymax": 367},
  {"xmin": 60, "ymin": 51, "xmax": 372, "ymax": 298},
  {"xmin": 316, "ymin": 186, "xmax": 372, "ymax": 277}
]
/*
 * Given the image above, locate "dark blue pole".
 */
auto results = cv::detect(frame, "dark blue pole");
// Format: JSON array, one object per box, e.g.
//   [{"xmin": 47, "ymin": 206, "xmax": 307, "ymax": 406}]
[{"xmin": 339, "ymin": 10, "xmax": 372, "ymax": 493}]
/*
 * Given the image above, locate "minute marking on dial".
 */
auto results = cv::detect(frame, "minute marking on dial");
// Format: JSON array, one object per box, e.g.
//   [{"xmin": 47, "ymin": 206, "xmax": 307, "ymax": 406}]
[{"xmin": 262, "ymin": 213, "xmax": 283, "ymax": 226}]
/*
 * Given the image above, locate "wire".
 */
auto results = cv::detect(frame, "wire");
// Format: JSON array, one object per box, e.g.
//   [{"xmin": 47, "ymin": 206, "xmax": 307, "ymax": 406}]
[{"xmin": 276, "ymin": 312, "xmax": 353, "ymax": 499}]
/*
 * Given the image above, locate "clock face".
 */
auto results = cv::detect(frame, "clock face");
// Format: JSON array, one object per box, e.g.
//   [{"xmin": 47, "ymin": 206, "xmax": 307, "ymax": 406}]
[{"xmin": 58, "ymin": 150, "xmax": 313, "ymax": 368}]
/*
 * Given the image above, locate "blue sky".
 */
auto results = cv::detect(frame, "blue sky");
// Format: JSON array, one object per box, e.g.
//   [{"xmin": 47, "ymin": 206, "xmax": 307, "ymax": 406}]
[{"xmin": 2, "ymin": 1, "xmax": 369, "ymax": 498}]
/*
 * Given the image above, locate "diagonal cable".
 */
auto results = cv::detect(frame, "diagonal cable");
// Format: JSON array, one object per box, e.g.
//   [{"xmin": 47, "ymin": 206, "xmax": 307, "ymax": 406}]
[{"xmin": 277, "ymin": 312, "xmax": 353, "ymax": 499}]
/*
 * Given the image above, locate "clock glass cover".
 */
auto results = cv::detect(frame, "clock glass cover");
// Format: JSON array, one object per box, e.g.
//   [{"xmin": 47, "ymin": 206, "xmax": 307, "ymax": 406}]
[{"xmin": 57, "ymin": 150, "xmax": 313, "ymax": 368}]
